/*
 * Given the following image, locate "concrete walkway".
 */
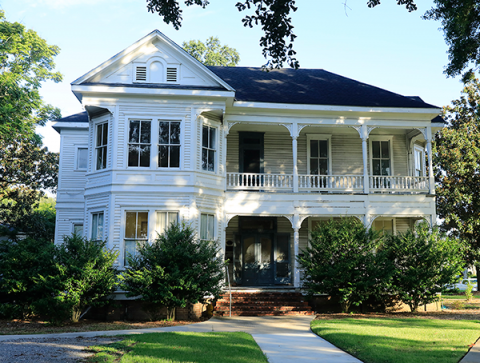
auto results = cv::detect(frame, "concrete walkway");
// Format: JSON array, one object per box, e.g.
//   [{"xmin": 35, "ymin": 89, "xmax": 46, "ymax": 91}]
[
  {"xmin": 0, "ymin": 316, "xmax": 361, "ymax": 362},
  {"xmin": 461, "ymin": 337, "xmax": 480, "ymax": 363}
]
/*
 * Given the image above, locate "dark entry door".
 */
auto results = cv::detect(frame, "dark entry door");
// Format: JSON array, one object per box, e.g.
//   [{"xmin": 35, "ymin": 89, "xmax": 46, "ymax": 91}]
[
  {"xmin": 242, "ymin": 233, "xmax": 274, "ymax": 286},
  {"xmin": 239, "ymin": 132, "xmax": 264, "ymax": 174}
]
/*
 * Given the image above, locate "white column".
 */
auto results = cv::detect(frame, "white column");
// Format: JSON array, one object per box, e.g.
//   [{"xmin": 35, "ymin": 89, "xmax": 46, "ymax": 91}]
[
  {"xmin": 292, "ymin": 136, "xmax": 298, "ymax": 193},
  {"xmin": 361, "ymin": 125, "xmax": 369, "ymax": 194},
  {"xmin": 293, "ymin": 227, "xmax": 300, "ymax": 287},
  {"xmin": 223, "ymin": 124, "xmax": 229, "ymax": 192},
  {"xmin": 426, "ymin": 128, "xmax": 435, "ymax": 194}
]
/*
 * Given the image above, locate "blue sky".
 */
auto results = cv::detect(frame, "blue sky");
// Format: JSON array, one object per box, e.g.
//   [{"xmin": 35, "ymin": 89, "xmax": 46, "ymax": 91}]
[{"xmin": 1, "ymin": 0, "xmax": 465, "ymax": 152}]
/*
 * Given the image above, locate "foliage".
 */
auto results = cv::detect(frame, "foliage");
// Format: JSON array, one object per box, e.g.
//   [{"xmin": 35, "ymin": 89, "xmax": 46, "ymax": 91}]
[
  {"xmin": 0, "ymin": 135, "xmax": 58, "ymax": 238},
  {"xmin": 384, "ymin": 223, "xmax": 465, "ymax": 312},
  {"xmin": 0, "ymin": 237, "xmax": 56, "ymax": 318},
  {"xmin": 0, "ymin": 10, "xmax": 62, "ymax": 141},
  {"xmin": 35, "ymin": 234, "xmax": 119, "ymax": 323},
  {"xmin": 465, "ymin": 281, "xmax": 474, "ymax": 301},
  {"xmin": 120, "ymin": 222, "xmax": 225, "ymax": 320},
  {"xmin": 182, "ymin": 37, "xmax": 240, "ymax": 66},
  {"xmin": 297, "ymin": 218, "xmax": 390, "ymax": 312},
  {"xmin": 433, "ymin": 77, "xmax": 480, "ymax": 290}
]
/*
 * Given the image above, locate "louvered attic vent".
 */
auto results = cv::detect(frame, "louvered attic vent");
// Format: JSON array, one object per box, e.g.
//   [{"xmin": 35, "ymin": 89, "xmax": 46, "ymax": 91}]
[
  {"xmin": 135, "ymin": 66, "xmax": 147, "ymax": 82},
  {"xmin": 166, "ymin": 67, "xmax": 178, "ymax": 82}
]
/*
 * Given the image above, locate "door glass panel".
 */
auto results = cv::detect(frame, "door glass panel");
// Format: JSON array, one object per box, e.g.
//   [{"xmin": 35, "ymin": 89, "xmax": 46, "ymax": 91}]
[
  {"xmin": 244, "ymin": 150, "xmax": 260, "ymax": 173},
  {"xmin": 381, "ymin": 160, "xmax": 390, "ymax": 175},
  {"xmin": 243, "ymin": 237, "xmax": 255, "ymax": 264},
  {"xmin": 381, "ymin": 141, "xmax": 390, "ymax": 158},
  {"xmin": 372, "ymin": 141, "xmax": 380, "ymax": 158},
  {"xmin": 260, "ymin": 237, "xmax": 272, "ymax": 264},
  {"xmin": 276, "ymin": 263, "xmax": 289, "ymax": 278},
  {"xmin": 276, "ymin": 235, "xmax": 289, "ymax": 262},
  {"xmin": 319, "ymin": 140, "xmax": 328, "ymax": 158},
  {"xmin": 310, "ymin": 159, "xmax": 318, "ymax": 174},
  {"xmin": 310, "ymin": 140, "xmax": 318, "ymax": 157}
]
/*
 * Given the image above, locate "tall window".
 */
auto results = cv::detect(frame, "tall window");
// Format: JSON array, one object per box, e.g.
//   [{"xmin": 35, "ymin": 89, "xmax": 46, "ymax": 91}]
[
  {"xmin": 76, "ymin": 147, "xmax": 88, "ymax": 170},
  {"xmin": 155, "ymin": 211, "xmax": 178, "ymax": 235},
  {"xmin": 128, "ymin": 120, "xmax": 151, "ymax": 167},
  {"xmin": 373, "ymin": 219, "xmax": 394, "ymax": 236},
  {"xmin": 309, "ymin": 139, "xmax": 329, "ymax": 175},
  {"xmin": 200, "ymin": 214, "xmax": 215, "ymax": 240},
  {"xmin": 96, "ymin": 123, "xmax": 108, "ymax": 170},
  {"xmin": 91, "ymin": 212, "xmax": 104, "ymax": 241},
  {"xmin": 414, "ymin": 146, "xmax": 425, "ymax": 176},
  {"xmin": 372, "ymin": 140, "xmax": 391, "ymax": 176},
  {"xmin": 202, "ymin": 126, "xmax": 216, "ymax": 172},
  {"xmin": 158, "ymin": 121, "xmax": 181, "ymax": 168},
  {"xmin": 124, "ymin": 211, "xmax": 148, "ymax": 265},
  {"xmin": 73, "ymin": 223, "xmax": 83, "ymax": 236}
]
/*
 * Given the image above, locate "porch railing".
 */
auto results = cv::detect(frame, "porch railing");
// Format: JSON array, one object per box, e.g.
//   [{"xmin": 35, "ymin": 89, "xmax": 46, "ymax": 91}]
[
  {"xmin": 226, "ymin": 173, "xmax": 293, "ymax": 190},
  {"xmin": 369, "ymin": 176, "xmax": 429, "ymax": 192},
  {"xmin": 298, "ymin": 175, "xmax": 364, "ymax": 191}
]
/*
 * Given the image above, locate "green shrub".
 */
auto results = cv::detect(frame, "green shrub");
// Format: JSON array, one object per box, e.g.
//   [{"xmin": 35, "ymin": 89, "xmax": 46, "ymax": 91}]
[
  {"xmin": 120, "ymin": 222, "xmax": 225, "ymax": 320},
  {"xmin": 465, "ymin": 281, "xmax": 474, "ymax": 301}
]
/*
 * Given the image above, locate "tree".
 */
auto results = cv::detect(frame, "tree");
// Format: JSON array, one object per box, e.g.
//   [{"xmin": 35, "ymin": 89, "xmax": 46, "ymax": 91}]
[
  {"xmin": 433, "ymin": 77, "xmax": 480, "ymax": 288},
  {"xmin": 120, "ymin": 222, "xmax": 225, "ymax": 320},
  {"xmin": 0, "ymin": 10, "xmax": 62, "ymax": 141},
  {"xmin": 182, "ymin": 37, "xmax": 240, "ymax": 66},
  {"xmin": 384, "ymin": 223, "xmax": 465, "ymax": 312},
  {"xmin": 0, "ymin": 135, "xmax": 58, "ymax": 237}
]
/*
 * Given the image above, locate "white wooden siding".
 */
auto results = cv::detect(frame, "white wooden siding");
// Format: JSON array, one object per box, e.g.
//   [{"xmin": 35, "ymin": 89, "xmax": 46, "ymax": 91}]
[{"xmin": 58, "ymin": 129, "xmax": 89, "ymax": 189}]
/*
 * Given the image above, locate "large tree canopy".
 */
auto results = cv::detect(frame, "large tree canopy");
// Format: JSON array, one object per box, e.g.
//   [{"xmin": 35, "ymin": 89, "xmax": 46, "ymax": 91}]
[
  {"xmin": 182, "ymin": 37, "xmax": 240, "ymax": 66},
  {"xmin": 0, "ymin": 10, "xmax": 62, "ymax": 141},
  {"xmin": 433, "ymin": 77, "xmax": 480, "ymax": 284}
]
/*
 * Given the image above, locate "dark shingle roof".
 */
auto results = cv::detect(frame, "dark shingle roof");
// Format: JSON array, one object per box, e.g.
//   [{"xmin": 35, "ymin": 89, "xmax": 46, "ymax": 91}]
[
  {"xmin": 56, "ymin": 111, "xmax": 89, "ymax": 123},
  {"xmin": 207, "ymin": 66, "xmax": 438, "ymax": 109}
]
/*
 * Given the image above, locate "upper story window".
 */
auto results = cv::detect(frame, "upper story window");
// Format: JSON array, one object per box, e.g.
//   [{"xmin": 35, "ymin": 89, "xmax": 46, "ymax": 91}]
[
  {"xmin": 414, "ymin": 145, "xmax": 425, "ymax": 176},
  {"xmin": 124, "ymin": 211, "xmax": 148, "ymax": 265},
  {"xmin": 76, "ymin": 147, "xmax": 88, "ymax": 170},
  {"xmin": 200, "ymin": 213, "xmax": 215, "ymax": 241},
  {"xmin": 371, "ymin": 140, "xmax": 392, "ymax": 176},
  {"xmin": 128, "ymin": 120, "xmax": 151, "ymax": 167},
  {"xmin": 91, "ymin": 212, "xmax": 104, "ymax": 241},
  {"xmin": 307, "ymin": 135, "xmax": 331, "ymax": 175},
  {"xmin": 155, "ymin": 211, "xmax": 179, "ymax": 236},
  {"xmin": 202, "ymin": 125, "xmax": 216, "ymax": 172},
  {"xmin": 96, "ymin": 123, "xmax": 108, "ymax": 170},
  {"xmin": 158, "ymin": 121, "xmax": 180, "ymax": 168}
]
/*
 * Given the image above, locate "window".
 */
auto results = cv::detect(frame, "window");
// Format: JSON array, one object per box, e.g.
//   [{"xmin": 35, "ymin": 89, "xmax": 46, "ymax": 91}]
[
  {"xmin": 202, "ymin": 125, "xmax": 216, "ymax": 171},
  {"xmin": 96, "ymin": 123, "xmax": 108, "ymax": 170},
  {"xmin": 76, "ymin": 147, "xmax": 88, "ymax": 170},
  {"xmin": 91, "ymin": 212, "xmax": 104, "ymax": 241},
  {"xmin": 373, "ymin": 219, "xmax": 395, "ymax": 236},
  {"xmin": 73, "ymin": 223, "xmax": 83, "ymax": 236},
  {"xmin": 124, "ymin": 212, "xmax": 148, "ymax": 265},
  {"xmin": 155, "ymin": 211, "xmax": 179, "ymax": 235},
  {"xmin": 307, "ymin": 135, "xmax": 331, "ymax": 175},
  {"xmin": 200, "ymin": 214, "xmax": 215, "ymax": 240},
  {"xmin": 128, "ymin": 120, "xmax": 151, "ymax": 167},
  {"xmin": 158, "ymin": 121, "xmax": 180, "ymax": 168},
  {"xmin": 414, "ymin": 145, "xmax": 425, "ymax": 176},
  {"xmin": 371, "ymin": 140, "xmax": 391, "ymax": 176}
]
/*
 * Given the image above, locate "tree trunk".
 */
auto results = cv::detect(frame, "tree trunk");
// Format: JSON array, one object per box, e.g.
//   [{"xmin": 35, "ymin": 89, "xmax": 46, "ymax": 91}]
[
  {"xmin": 475, "ymin": 262, "xmax": 480, "ymax": 293},
  {"xmin": 167, "ymin": 307, "xmax": 176, "ymax": 321},
  {"xmin": 72, "ymin": 307, "xmax": 81, "ymax": 323}
]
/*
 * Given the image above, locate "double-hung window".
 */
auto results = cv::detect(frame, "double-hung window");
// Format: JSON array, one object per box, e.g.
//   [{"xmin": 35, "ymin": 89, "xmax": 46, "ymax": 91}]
[
  {"xmin": 124, "ymin": 211, "xmax": 148, "ymax": 265},
  {"xmin": 414, "ymin": 145, "xmax": 425, "ymax": 176},
  {"xmin": 96, "ymin": 123, "xmax": 108, "ymax": 170},
  {"xmin": 158, "ymin": 121, "xmax": 180, "ymax": 168},
  {"xmin": 200, "ymin": 214, "xmax": 215, "ymax": 241},
  {"xmin": 309, "ymin": 139, "xmax": 329, "ymax": 175},
  {"xmin": 91, "ymin": 212, "xmax": 104, "ymax": 241},
  {"xmin": 155, "ymin": 211, "xmax": 179, "ymax": 236},
  {"xmin": 76, "ymin": 147, "xmax": 88, "ymax": 170},
  {"xmin": 371, "ymin": 140, "xmax": 391, "ymax": 176},
  {"xmin": 128, "ymin": 120, "xmax": 151, "ymax": 167},
  {"xmin": 202, "ymin": 125, "xmax": 216, "ymax": 172}
]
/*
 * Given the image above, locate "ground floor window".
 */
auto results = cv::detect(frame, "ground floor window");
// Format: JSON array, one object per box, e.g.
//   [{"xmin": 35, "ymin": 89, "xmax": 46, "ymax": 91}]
[
  {"xmin": 373, "ymin": 218, "xmax": 395, "ymax": 235},
  {"xmin": 155, "ymin": 211, "xmax": 179, "ymax": 236},
  {"xmin": 124, "ymin": 211, "xmax": 148, "ymax": 265},
  {"xmin": 200, "ymin": 214, "xmax": 215, "ymax": 240},
  {"xmin": 73, "ymin": 223, "xmax": 83, "ymax": 236},
  {"xmin": 91, "ymin": 212, "xmax": 104, "ymax": 241}
]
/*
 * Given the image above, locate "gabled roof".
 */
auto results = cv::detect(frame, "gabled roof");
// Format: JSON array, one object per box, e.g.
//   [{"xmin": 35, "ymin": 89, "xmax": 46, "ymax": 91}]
[
  {"xmin": 55, "ymin": 111, "xmax": 89, "ymax": 123},
  {"xmin": 207, "ymin": 66, "xmax": 438, "ymax": 109}
]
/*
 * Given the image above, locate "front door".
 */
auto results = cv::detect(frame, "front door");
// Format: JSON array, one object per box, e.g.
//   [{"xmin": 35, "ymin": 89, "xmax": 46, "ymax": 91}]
[
  {"xmin": 239, "ymin": 132, "xmax": 264, "ymax": 174},
  {"xmin": 242, "ymin": 233, "xmax": 274, "ymax": 286}
]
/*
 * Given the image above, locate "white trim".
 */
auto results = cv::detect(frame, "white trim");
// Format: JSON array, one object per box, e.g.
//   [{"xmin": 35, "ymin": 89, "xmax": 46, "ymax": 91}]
[
  {"xmin": 413, "ymin": 144, "xmax": 426, "ymax": 177},
  {"xmin": 200, "ymin": 213, "xmax": 216, "ymax": 241},
  {"xmin": 74, "ymin": 145, "xmax": 88, "ymax": 171},
  {"xmin": 71, "ymin": 221, "xmax": 84, "ymax": 237},
  {"xmin": 121, "ymin": 209, "xmax": 150, "ymax": 267},
  {"xmin": 306, "ymin": 134, "xmax": 332, "ymax": 175},
  {"xmin": 369, "ymin": 136, "xmax": 394, "ymax": 176},
  {"xmin": 201, "ymin": 122, "xmax": 219, "ymax": 174},
  {"xmin": 90, "ymin": 211, "xmax": 105, "ymax": 241}
]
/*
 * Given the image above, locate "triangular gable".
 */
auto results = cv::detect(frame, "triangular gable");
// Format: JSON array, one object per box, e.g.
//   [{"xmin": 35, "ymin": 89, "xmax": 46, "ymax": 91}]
[{"xmin": 72, "ymin": 30, "xmax": 235, "ymax": 91}]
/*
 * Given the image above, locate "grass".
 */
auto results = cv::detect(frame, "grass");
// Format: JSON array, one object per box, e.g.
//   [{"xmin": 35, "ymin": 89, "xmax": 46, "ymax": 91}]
[
  {"xmin": 87, "ymin": 332, "xmax": 268, "ymax": 363},
  {"xmin": 311, "ymin": 317, "xmax": 480, "ymax": 363}
]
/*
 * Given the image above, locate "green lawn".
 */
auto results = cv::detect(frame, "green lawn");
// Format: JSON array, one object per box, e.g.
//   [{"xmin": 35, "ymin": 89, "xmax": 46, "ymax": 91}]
[
  {"xmin": 87, "ymin": 332, "xmax": 268, "ymax": 363},
  {"xmin": 311, "ymin": 318, "xmax": 480, "ymax": 363}
]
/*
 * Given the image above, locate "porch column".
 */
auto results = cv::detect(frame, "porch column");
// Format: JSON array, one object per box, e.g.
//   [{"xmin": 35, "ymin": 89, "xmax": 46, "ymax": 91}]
[
  {"xmin": 426, "ymin": 128, "xmax": 435, "ymax": 194},
  {"xmin": 293, "ymin": 136, "xmax": 298, "ymax": 193},
  {"xmin": 293, "ymin": 227, "xmax": 300, "ymax": 287},
  {"xmin": 361, "ymin": 125, "xmax": 369, "ymax": 194}
]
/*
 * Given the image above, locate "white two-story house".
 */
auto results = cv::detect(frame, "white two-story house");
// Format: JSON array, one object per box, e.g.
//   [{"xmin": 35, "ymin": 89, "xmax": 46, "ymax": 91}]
[{"xmin": 53, "ymin": 30, "xmax": 443, "ymax": 288}]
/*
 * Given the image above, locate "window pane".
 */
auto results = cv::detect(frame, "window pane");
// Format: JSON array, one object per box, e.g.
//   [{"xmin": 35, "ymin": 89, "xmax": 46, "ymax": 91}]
[
  {"xmin": 139, "ymin": 145, "xmax": 150, "ymax": 167},
  {"xmin": 158, "ymin": 145, "xmax": 168, "ymax": 167},
  {"xmin": 170, "ymin": 122, "xmax": 180, "ymax": 144},
  {"xmin": 129, "ymin": 121, "xmax": 140, "ymax": 143},
  {"xmin": 96, "ymin": 124, "xmax": 102, "ymax": 147},
  {"xmin": 156, "ymin": 212, "xmax": 166, "ymax": 235},
  {"xmin": 310, "ymin": 159, "xmax": 319, "ymax": 175},
  {"xmin": 202, "ymin": 126, "xmax": 209, "ymax": 148},
  {"xmin": 92, "ymin": 214, "xmax": 98, "ymax": 240},
  {"xmin": 73, "ymin": 224, "xmax": 83, "ymax": 236},
  {"xmin": 201, "ymin": 214, "xmax": 207, "ymax": 240},
  {"xmin": 97, "ymin": 213, "xmax": 104, "ymax": 240},
  {"xmin": 125, "ymin": 212, "xmax": 136, "ymax": 238},
  {"xmin": 208, "ymin": 215, "xmax": 214, "ymax": 240},
  {"xmin": 168, "ymin": 212, "xmax": 178, "ymax": 226},
  {"xmin": 125, "ymin": 240, "xmax": 136, "ymax": 265},
  {"xmin": 209, "ymin": 128, "xmax": 216, "ymax": 149},
  {"xmin": 170, "ymin": 146, "xmax": 180, "ymax": 167},
  {"xmin": 137, "ymin": 212, "xmax": 148, "ymax": 239},
  {"xmin": 102, "ymin": 123, "xmax": 108, "ymax": 146},
  {"xmin": 384, "ymin": 220, "xmax": 393, "ymax": 233},
  {"xmin": 381, "ymin": 141, "xmax": 389, "ymax": 158},
  {"xmin": 319, "ymin": 140, "xmax": 328, "ymax": 158},
  {"xmin": 310, "ymin": 140, "xmax": 318, "ymax": 157},
  {"xmin": 319, "ymin": 159, "xmax": 328, "ymax": 175},
  {"xmin": 372, "ymin": 141, "xmax": 380, "ymax": 158},
  {"xmin": 202, "ymin": 148, "xmax": 208, "ymax": 170},
  {"xmin": 208, "ymin": 149, "xmax": 214, "ymax": 171},
  {"xmin": 96, "ymin": 148, "xmax": 103, "ymax": 170},
  {"xmin": 373, "ymin": 160, "xmax": 381, "ymax": 175},
  {"xmin": 381, "ymin": 160, "xmax": 390, "ymax": 175},
  {"xmin": 128, "ymin": 145, "xmax": 139, "ymax": 167},
  {"xmin": 78, "ymin": 148, "xmax": 88, "ymax": 169},
  {"xmin": 159, "ymin": 122, "xmax": 169, "ymax": 144},
  {"xmin": 140, "ymin": 121, "xmax": 151, "ymax": 144},
  {"xmin": 102, "ymin": 147, "xmax": 107, "ymax": 169}
]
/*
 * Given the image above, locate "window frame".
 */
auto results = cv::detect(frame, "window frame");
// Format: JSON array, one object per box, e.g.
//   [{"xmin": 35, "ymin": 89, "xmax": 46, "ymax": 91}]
[
  {"xmin": 157, "ymin": 119, "xmax": 182, "ymax": 169},
  {"xmin": 123, "ymin": 210, "xmax": 149, "ymax": 266},
  {"xmin": 372, "ymin": 217, "xmax": 396, "ymax": 235},
  {"xmin": 127, "ymin": 119, "xmax": 152, "ymax": 168},
  {"xmin": 154, "ymin": 210, "xmax": 179, "ymax": 237},
  {"xmin": 75, "ymin": 146, "xmax": 88, "ymax": 171},
  {"xmin": 306, "ymin": 134, "xmax": 332, "ymax": 175},
  {"xmin": 369, "ymin": 136, "xmax": 394, "ymax": 176},
  {"xmin": 201, "ymin": 124, "xmax": 217, "ymax": 172},
  {"xmin": 71, "ymin": 221, "xmax": 84, "ymax": 237},
  {"xmin": 413, "ymin": 144, "xmax": 426, "ymax": 177},
  {"xmin": 95, "ymin": 121, "xmax": 108, "ymax": 171},
  {"xmin": 90, "ymin": 211, "xmax": 105, "ymax": 241},
  {"xmin": 200, "ymin": 213, "xmax": 215, "ymax": 241}
]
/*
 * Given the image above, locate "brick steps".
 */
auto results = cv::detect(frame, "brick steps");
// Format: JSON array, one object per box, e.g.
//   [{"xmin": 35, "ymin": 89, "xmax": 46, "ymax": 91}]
[{"xmin": 213, "ymin": 291, "xmax": 314, "ymax": 317}]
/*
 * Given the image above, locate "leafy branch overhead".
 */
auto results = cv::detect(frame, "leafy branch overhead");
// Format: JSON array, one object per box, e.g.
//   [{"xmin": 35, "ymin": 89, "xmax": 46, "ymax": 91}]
[{"xmin": 182, "ymin": 37, "xmax": 240, "ymax": 66}]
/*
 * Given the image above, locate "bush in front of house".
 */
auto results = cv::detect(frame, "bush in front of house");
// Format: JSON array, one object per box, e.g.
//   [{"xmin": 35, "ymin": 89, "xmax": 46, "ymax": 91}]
[{"xmin": 120, "ymin": 222, "xmax": 225, "ymax": 321}]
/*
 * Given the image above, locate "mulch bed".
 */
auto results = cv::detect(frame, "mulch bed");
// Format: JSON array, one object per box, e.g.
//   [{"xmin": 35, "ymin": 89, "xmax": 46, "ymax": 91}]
[{"xmin": 315, "ymin": 309, "xmax": 480, "ymax": 321}]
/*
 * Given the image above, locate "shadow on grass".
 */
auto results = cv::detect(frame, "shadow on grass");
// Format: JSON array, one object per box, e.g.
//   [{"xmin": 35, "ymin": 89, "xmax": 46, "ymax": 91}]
[{"xmin": 311, "ymin": 318, "xmax": 480, "ymax": 363}]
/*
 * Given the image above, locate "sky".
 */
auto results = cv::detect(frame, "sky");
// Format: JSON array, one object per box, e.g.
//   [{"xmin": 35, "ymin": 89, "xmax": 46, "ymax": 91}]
[{"xmin": 1, "ymin": 0, "xmax": 466, "ymax": 153}]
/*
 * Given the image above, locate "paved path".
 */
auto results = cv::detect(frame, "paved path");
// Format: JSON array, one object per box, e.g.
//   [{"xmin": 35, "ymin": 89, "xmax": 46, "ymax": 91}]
[
  {"xmin": 0, "ymin": 316, "xmax": 361, "ymax": 363},
  {"xmin": 461, "ymin": 337, "xmax": 480, "ymax": 363}
]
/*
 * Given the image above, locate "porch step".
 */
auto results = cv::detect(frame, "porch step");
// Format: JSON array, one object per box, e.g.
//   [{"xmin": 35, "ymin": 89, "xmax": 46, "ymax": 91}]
[{"xmin": 213, "ymin": 291, "xmax": 314, "ymax": 317}]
